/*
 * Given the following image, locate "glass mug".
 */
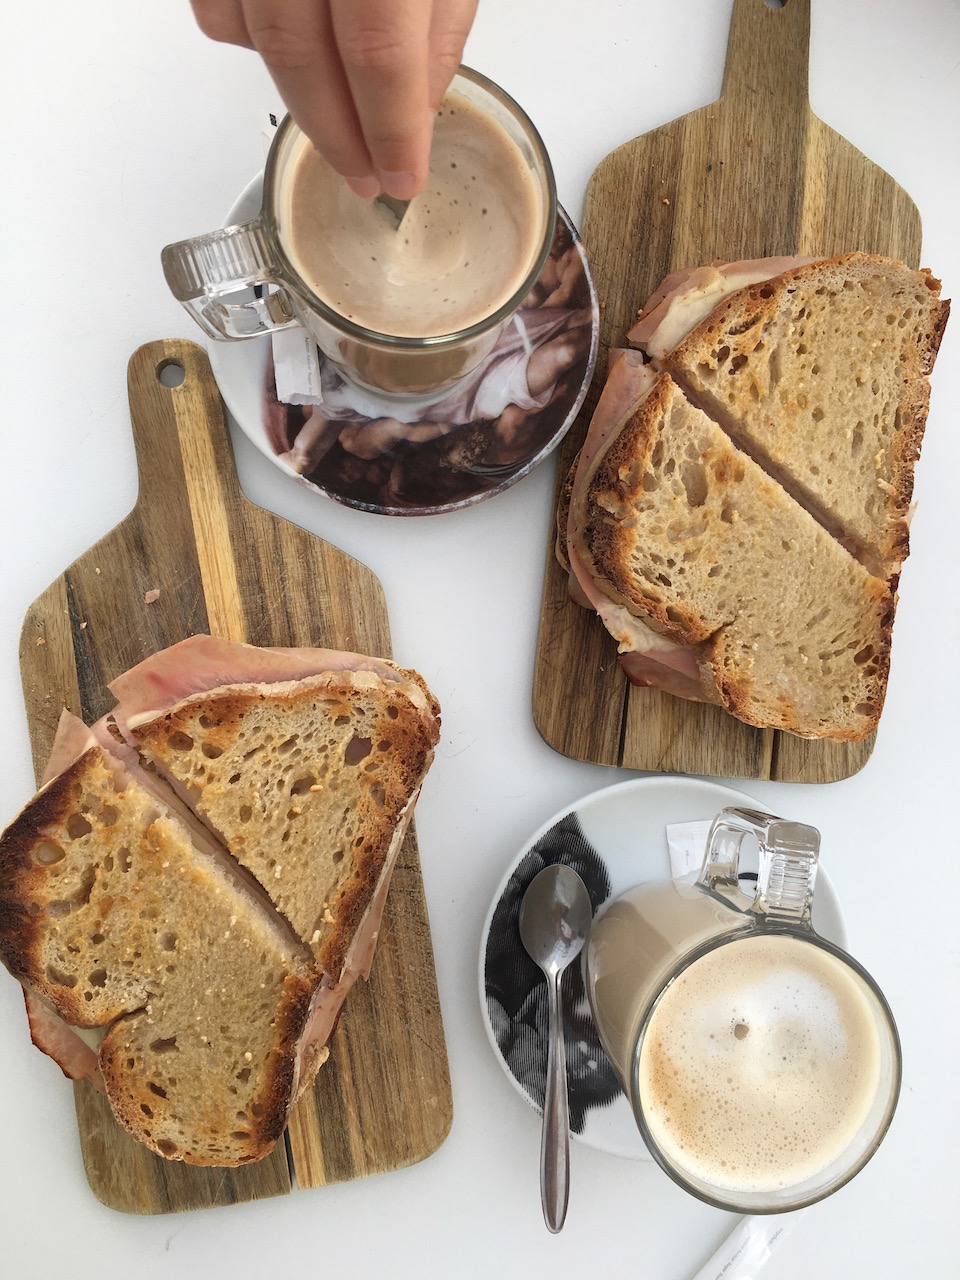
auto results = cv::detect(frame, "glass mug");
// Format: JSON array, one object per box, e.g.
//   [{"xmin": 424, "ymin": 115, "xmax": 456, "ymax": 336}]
[
  {"xmin": 585, "ymin": 807, "xmax": 901, "ymax": 1213},
  {"xmin": 161, "ymin": 66, "xmax": 557, "ymax": 398}
]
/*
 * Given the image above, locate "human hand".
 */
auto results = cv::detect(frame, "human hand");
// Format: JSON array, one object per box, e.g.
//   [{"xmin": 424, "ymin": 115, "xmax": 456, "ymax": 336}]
[{"xmin": 190, "ymin": 0, "xmax": 479, "ymax": 199}]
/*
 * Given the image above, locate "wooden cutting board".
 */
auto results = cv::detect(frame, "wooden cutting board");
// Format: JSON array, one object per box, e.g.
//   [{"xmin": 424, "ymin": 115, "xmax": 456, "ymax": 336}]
[
  {"xmin": 533, "ymin": 0, "xmax": 923, "ymax": 784},
  {"xmin": 17, "ymin": 338, "xmax": 452, "ymax": 1213}
]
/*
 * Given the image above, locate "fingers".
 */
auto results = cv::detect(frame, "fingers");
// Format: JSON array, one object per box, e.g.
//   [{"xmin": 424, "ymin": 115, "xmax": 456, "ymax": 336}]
[
  {"xmin": 426, "ymin": 0, "xmax": 478, "ymax": 110},
  {"xmin": 190, "ymin": 0, "xmax": 252, "ymax": 47},
  {"xmin": 191, "ymin": 1, "xmax": 481, "ymax": 199},
  {"xmin": 329, "ymin": 0, "xmax": 432, "ymax": 200},
  {"xmin": 239, "ymin": 0, "xmax": 379, "ymax": 196}
]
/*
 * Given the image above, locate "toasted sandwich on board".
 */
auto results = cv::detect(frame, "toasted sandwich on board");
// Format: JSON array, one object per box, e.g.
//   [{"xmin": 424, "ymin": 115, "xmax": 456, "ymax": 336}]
[
  {"xmin": 0, "ymin": 635, "xmax": 440, "ymax": 1166},
  {"xmin": 561, "ymin": 253, "xmax": 949, "ymax": 741}
]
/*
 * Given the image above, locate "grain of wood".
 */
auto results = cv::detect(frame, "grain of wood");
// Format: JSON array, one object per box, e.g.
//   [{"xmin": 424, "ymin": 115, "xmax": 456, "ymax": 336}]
[
  {"xmin": 17, "ymin": 338, "xmax": 451, "ymax": 1212},
  {"xmin": 534, "ymin": 0, "xmax": 921, "ymax": 782}
]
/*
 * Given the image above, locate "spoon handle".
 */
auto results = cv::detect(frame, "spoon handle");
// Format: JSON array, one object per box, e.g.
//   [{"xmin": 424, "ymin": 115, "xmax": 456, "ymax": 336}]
[{"xmin": 541, "ymin": 968, "xmax": 570, "ymax": 1233}]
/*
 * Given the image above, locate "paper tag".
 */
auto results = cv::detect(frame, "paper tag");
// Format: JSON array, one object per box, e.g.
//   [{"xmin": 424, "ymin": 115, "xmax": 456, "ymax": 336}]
[
  {"xmin": 689, "ymin": 1211, "xmax": 804, "ymax": 1280},
  {"xmin": 666, "ymin": 819, "xmax": 713, "ymax": 879},
  {"xmin": 272, "ymin": 327, "xmax": 324, "ymax": 406}
]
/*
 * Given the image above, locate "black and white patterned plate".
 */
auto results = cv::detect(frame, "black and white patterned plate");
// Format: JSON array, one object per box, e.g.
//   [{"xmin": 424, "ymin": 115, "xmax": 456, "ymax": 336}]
[{"xmin": 478, "ymin": 777, "xmax": 846, "ymax": 1160}]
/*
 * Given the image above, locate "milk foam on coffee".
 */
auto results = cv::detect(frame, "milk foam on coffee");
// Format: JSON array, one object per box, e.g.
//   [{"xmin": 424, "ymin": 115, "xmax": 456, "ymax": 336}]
[
  {"xmin": 278, "ymin": 91, "xmax": 544, "ymax": 339},
  {"xmin": 637, "ymin": 933, "xmax": 883, "ymax": 1194}
]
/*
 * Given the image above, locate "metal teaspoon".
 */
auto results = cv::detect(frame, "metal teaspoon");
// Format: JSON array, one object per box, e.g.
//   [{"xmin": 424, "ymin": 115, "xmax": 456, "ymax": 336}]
[{"xmin": 518, "ymin": 863, "xmax": 593, "ymax": 1233}]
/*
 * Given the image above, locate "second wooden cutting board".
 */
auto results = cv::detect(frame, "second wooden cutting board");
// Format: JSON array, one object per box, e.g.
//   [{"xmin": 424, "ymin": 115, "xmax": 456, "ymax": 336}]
[
  {"xmin": 533, "ymin": 0, "xmax": 923, "ymax": 784},
  {"xmin": 17, "ymin": 338, "xmax": 452, "ymax": 1213}
]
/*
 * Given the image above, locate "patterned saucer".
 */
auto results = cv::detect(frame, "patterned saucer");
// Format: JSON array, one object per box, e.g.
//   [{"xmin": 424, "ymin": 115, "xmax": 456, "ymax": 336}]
[{"xmin": 208, "ymin": 177, "xmax": 598, "ymax": 516}]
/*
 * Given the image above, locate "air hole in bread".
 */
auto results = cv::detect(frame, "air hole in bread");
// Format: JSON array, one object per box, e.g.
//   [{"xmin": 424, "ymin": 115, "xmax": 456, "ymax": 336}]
[
  {"xmin": 344, "ymin": 736, "xmax": 373, "ymax": 765},
  {"xmin": 811, "ymin": 407, "xmax": 824, "ymax": 422},
  {"xmin": 332, "ymin": 850, "xmax": 344, "ymax": 864},
  {"xmin": 156, "ymin": 1139, "xmax": 178, "ymax": 1157},
  {"xmin": 149, "ymin": 1036, "xmax": 178, "ymax": 1054},
  {"xmin": 707, "ymin": 565, "xmax": 722, "ymax": 579},
  {"xmin": 277, "ymin": 736, "xmax": 299, "ymax": 755},
  {"xmin": 729, "ymin": 354, "xmax": 748, "ymax": 374},
  {"xmin": 681, "ymin": 461, "xmax": 708, "ymax": 508},
  {"xmin": 88, "ymin": 968, "xmax": 107, "ymax": 988},
  {"xmin": 715, "ymin": 344, "xmax": 730, "ymax": 365},
  {"xmin": 386, "ymin": 704, "xmax": 399, "ymax": 720},
  {"xmin": 239, "ymin": 805, "xmax": 253, "ymax": 823},
  {"xmin": 140, "ymin": 1104, "xmax": 154, "ymax": 1118},
  {"xmin": 33, "ymin": 840, "xmax": 65, "ymax": 865},
  {"xmin": 148, "ymin": 1082, "xmax": 167, "ymax": 1098},
  {"xmin": 720, "ymin": 505, "xmax": 736, "ymax": 525},
  {"xmin": 160, "ymin": 932, "xmax": 177, "ymax": 952},
  {"xmin": 168, "ymin": 731, "xmax": 194, "ymax": 752},
  {"xmin": 229, "ymin": 772, "xmax": 241, "ymax": 784},
  {"xmin": 236, "ymin": 1067, "xmax": 251, "ymax": 1084},
  {"xmin": 242, "ymin": 745, "xmax": 264, "ymax": 761},
  {"xmin": 230, "ymin": 1130, "xmax": 250, "ymax": 1142},
  {"xmin": 854, "ymin": 646, "xmax": 875, "ymax": 665},
  {"xmin": 201, "ymin": 743, "xmax": 223, "ymax": 760},
  {"xmin": 289, "ymin": 774, "xmax": 315, "ymax": 797},
  {"xmin": 46, "ymin": 965, "xmax": 77, "ymax": 988},
  {"xmin": 66, "ymin": 813, "xmax": 93, "ymax": 840}
]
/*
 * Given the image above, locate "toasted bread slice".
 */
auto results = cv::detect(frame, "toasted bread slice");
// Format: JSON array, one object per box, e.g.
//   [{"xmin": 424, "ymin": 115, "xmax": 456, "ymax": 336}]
[
  {"xmin": 126, "ymin": 667, "xmax": 441, "ymax": 976},
  {"xmin": 660, "ymin": 254, "xmax": 949, "ymax": 581},
  {"xmin": 0, "ymin": 729, "xmax": 321, "ymax": 1166},
  {"xmin": 571, "ymin": 373, "xmax": 894, "ymax": 740}
]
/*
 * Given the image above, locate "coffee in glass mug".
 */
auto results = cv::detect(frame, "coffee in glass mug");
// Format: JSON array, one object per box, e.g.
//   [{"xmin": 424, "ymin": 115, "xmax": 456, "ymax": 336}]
[
  {"xmin": 585, "ymin": 808, "xmax": 900, "ymax": 1212},
  {"xmin": 162, "ymin": 67, "xmax": 557, "ymax": 397}
]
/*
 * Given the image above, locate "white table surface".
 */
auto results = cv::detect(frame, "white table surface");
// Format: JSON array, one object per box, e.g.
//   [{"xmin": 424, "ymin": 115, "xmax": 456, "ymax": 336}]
[{"xmin": 1, "ymin": 2, "xmax": 957, "ymax": 1276}]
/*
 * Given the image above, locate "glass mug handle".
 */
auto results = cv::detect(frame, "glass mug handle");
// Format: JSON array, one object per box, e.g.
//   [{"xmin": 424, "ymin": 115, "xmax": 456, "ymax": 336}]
[
  {"xmin": 699, "ymin": 806, "xmax": 820, "ymax": 924},
  {"xmin": 161, "ymin": 218, "xmax": 300, "ymax": 341}
]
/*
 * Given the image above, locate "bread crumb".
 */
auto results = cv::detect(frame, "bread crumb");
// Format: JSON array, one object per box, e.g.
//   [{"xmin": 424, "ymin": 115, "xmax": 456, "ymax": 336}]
[
  {"xmin": 310, "ymin": 930, "xmax": 321, "ymax": 944},
  {"xmin": 144, "ymin": 589, "xmax": 160, "ymax": 604},
  {"xmin": 36, "ymin": 636, "xmax": 45, "ymax": 646},
  {"xmin": 661, "ymin": 196, "xmax": 670, "ymax": 206},
  {"xmin": 244, "ymin": 1051, "xmax": 252, "ymax": 1062}
]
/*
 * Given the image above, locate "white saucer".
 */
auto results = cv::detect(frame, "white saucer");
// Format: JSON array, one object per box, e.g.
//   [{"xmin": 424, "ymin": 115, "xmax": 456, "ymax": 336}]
[
  {"xmin": 478, "ymin": 776, "xmax": 847, "ymax": 1161},
  {"xmin": 207, "ymin": 176, "xmax": 599, "ymax": 516}
]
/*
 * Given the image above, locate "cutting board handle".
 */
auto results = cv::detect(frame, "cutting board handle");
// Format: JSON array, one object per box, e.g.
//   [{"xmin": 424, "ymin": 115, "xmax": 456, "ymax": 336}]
[
  {"xmin": 125, "ymin": 337, "xmax": 241, "ymax": 519},
  {"xmin": 721, "ymin": 0, "xmax": 810, "ymax": 111}
]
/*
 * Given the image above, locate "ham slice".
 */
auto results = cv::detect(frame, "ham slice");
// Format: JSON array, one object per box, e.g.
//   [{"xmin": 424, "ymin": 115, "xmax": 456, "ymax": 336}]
[
  {"xmin": 108, "ymin": 633, "xmax": 414, "ymax": 730},
  {"xmin": 23, "ymin": 988, "xmax": 106, "ymax": 1091},
  {"xmin": 627, "ymin": 256, "xmax": 814, "ymax": 359},
  {"xmin": 563, "ymin": 349, "xmax": 703, "ymax": 693}
]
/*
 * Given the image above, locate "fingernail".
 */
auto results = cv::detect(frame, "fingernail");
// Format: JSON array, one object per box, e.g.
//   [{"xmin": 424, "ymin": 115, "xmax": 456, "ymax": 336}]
[
  {"xmin": 378, "ymin": 171, "xmax": 419, "ymax": 201},
  {"xmin": 345, "ymin": 175, "xmax": 381, "ymax": 199}
]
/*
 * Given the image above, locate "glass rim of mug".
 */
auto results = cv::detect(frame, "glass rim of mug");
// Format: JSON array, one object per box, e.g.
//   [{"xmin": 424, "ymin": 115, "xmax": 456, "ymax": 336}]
[
  {"xmin": 260, "ymin": 65, "xmax": 558, "ymax": 352},
  {"xmin": 626, "ymin": 921, "xmax": 903, "ymax": 1214}
]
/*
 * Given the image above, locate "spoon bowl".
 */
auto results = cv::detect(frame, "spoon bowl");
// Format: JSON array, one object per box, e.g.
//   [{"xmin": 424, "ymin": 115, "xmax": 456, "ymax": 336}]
[{"xmin": 518, "ymin": 863, "xmax": 593, "ymax": 1232}]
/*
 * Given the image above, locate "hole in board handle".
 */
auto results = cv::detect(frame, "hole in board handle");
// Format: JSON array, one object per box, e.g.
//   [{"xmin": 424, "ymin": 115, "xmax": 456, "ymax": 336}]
[{"xmin": 157, "ymin": 359, "xmax": 185, "ymax": 388}]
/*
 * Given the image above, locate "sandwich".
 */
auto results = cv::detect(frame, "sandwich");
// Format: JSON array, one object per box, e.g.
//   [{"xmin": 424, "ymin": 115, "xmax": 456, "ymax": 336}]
[
  {"xmin": 0, "ymin": 635, "xmax": 440, "ymax": 1165},
  {"xmin": 561, "ymin": 253, "xmax": 948, "ymax": 740}
]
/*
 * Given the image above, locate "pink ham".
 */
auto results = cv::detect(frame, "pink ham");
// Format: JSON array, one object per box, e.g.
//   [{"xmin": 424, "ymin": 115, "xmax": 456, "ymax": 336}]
[
  {"xmin": 108, "ymin": 633, "xmax": 411, "ymax": 730},
  {"xmin": 23, "ymin": 988, "xmax": 105, "ymax": 1091},
  {"xmin": 563, "ymin": 350, "xmax": 704, "ymax": 693},
  {"xmin": 627, "ymin": 256, "xmax": 813, "ymax": 359}
]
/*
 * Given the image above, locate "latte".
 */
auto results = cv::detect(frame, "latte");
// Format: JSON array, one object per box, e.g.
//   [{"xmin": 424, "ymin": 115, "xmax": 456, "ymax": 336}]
[
  {"xmin": 637, "ymin": 933, "xmax": 884, "ymax": 1195},
  {"xmin": 278, "ymin": 90, "xmax": 546, "ymax": 339}
]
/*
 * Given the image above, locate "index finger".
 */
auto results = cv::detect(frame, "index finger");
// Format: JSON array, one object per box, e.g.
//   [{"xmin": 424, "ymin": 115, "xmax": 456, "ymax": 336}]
[{"xmin": 329, "ymin": 0, "xmax": 433, "ymax": 200}]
